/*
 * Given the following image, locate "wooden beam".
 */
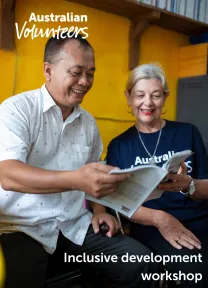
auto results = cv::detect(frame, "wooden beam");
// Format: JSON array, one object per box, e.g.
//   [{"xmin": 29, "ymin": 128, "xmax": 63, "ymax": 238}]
[
  {"xmin": 129, "ymin": 11, "xmax": 161, "ymax": 70},
  {"xmin": 69, "ymin": 0, "xmax": 208, "ymax": 35},
  {"xmin": 0, "ymin": 0, "xmax": 15, "ymax": 50}
]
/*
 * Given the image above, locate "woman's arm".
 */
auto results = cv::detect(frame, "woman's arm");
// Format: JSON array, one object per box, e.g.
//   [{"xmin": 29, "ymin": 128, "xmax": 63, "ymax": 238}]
[
  {"xmin": 159, "ymin": 173, "xmax": 208, "ymax": 201},
  {"xmin": 193, "ymin": 179, "xmax": 208, "ymax": 200},
  {"xmin": 131, "ymin": 206, "xmax": 201, "ymax": 250}
]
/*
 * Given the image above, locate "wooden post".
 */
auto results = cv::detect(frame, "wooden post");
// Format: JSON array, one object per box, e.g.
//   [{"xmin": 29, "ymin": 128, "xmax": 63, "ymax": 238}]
[
  {"xmin": 0, "ymin": 0, "xmax": 15, "ymax": 50},
  {"xmin": 129, "ymin": 11, "xmax": 161, "ymax": 70}
]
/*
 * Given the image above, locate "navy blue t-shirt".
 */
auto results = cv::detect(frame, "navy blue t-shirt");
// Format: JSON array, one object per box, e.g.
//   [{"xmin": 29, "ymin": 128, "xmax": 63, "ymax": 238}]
[{"xmin": 106, "ymin": 120, "xmax": 208, "ymax": 231}]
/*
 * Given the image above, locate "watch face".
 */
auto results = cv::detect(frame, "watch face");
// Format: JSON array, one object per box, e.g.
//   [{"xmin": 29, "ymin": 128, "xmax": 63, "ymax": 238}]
[{"xmin": 189, "ymin": 181, "xmax": 196, "ymax": 195}]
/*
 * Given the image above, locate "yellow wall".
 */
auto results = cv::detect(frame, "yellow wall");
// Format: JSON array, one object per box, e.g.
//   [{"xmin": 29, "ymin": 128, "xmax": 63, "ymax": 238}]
[
  {"xmin": 0, "ymin": 0, "xmax": 188, "ymax": 155},
  {"xmin": 0, "ymin": 246, "xmax": 5, "ymax": 288}
]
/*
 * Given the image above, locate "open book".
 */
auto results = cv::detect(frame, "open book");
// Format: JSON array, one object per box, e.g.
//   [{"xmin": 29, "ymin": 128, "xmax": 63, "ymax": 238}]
[{"xmin": 85, "ymin": 150, "xmax": 192, "ymax": 218}]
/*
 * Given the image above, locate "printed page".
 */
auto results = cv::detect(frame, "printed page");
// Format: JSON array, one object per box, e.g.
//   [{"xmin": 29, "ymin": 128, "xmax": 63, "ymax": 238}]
[
  {"xmin": 86, "ymin": 165, "xmax": 167, "ymax": 218},
  {"xmin": 163, "ymin": 149, "xmax": 192, "ymax": 173}
]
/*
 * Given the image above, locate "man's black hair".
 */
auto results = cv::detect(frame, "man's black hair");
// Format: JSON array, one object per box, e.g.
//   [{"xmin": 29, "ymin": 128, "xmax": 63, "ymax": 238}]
[{"xmin": 44, "ymin": 32, "xmax": 93, "ymax": 63}]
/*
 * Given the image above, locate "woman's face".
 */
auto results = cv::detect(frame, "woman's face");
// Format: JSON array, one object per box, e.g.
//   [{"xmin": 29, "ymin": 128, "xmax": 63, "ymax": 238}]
[{"xmin": 126, "ymin": 78, "xmax": 168, "ymax": 126}]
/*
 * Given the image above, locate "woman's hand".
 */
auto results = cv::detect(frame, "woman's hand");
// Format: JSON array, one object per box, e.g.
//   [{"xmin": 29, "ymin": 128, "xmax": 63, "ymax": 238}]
[
  {"xmin": 155, "ymin": 211, "xmax": 201, "ymax": 250},
  {"xmin": 159, "ymin": 163, "xmax": 191, "ymax": 192}
]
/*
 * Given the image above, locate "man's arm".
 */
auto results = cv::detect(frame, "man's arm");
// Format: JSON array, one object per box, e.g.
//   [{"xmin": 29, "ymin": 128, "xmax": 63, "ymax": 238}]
[
  {"xmin": 0, "ymin": 160, "xmax": 75, "ymax": 193},
  {"xmin": 0, "ymin": 159, "xmax": 129, "ymax": 197},
  {"xmin": 0, "ymin": 100, "xmax": 129, "ymax": 197}
]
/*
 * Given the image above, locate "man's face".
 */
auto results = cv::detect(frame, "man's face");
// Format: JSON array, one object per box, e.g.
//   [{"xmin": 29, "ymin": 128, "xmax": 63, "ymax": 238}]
[{"xmin": 45, "ymin": 40, "xmax": 95, "ymax": 110}]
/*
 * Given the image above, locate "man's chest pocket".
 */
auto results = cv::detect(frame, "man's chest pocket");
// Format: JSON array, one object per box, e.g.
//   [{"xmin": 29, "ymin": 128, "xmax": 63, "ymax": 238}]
[{"xmin": 72, "ymin": 144, "xmax": 92, "ymax": 169}]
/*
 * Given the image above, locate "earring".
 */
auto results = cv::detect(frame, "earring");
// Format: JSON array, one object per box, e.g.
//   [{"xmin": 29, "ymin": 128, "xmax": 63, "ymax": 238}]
[
  {"xmin": 127, "ymin": 105, "xmax": 133, "ymax": 114},
  {"xmin": 161, "ymin": 105, "xmax": 167, "ymax": 115}
]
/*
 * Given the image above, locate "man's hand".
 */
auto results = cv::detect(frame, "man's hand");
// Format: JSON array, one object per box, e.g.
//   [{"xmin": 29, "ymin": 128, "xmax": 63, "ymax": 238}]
[
  {"xmin": 155, "ymin": 211, "xmax": 201, "ymax": 250},
  {"xmin": 75, "ymin": 163, "xmax": 129, "ymax": 198},
  {"xmin": 91, "ymin": 212, "xmax": 121, "ymax": 237}
]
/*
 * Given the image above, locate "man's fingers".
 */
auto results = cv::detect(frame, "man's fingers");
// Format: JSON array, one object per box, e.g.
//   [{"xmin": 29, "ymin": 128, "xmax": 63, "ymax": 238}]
[
  {"xmin": 93, "ymin": 163, "xmax": 119, "ymax": 173},
  {"xmin": 101, "ymin": 217, "xmax": 114, "ymax": 237},
  {"xmin": 92, "ymin": 186, "xmax": 118, "ymax": 199},
  {"xmin": 99, "ymin": 172, "xmax": 130, "ymax": 185},
  {"xmin": 112, "ymin": 218, "xmax": 121, "ymax": 235},
  {"xmin": 91, "ymin": 163, "xmax": 130, "ymax": 183},
  {"xmin": 115, "ymin": 221, "xmax": 121, "ymax": 233},
  {"xmin": 99, "ymin": 218, "xmax": 104, "ymax": 225},
  {"xmin": 91, "ymin": 217, "xmax": 100, "ymax": 233},
  {"xmin": 106, "ymin": 222, "xmax": 114, "ymax": 237}
]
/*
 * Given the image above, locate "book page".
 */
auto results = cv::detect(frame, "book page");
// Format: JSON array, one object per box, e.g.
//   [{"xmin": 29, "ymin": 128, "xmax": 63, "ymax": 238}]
[
  {"xmin": 86, "ymin": 165, "xmax": 167, "ymax": 218},
  {"xmin": 86, "ymin": 181, "xmax": 148, "ymax": 218},
  {"xmin": 162, "ymin": 149, "xmax": 192, "ymax": 173}
]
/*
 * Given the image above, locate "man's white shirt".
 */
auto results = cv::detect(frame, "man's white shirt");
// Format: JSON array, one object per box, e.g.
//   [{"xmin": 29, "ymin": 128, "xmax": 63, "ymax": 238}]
[{"xmin": 0, "ymin": 84, "xmax": 103, "ymax": 254}]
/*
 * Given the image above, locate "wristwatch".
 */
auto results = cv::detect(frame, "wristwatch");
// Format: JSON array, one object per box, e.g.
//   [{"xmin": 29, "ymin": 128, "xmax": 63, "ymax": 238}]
[{"xmin": 183, "ymin": 176, "xmax": 196, "ymax": 196}]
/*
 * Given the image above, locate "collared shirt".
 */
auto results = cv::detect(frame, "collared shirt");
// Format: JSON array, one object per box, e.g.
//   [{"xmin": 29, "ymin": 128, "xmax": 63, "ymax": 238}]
[{"xmin": 0, "ymin": 84, "xmax": 103, "ymax": 254}]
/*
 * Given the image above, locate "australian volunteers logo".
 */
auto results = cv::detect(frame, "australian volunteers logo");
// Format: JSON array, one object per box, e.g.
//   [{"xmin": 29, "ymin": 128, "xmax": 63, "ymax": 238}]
[{"xmin": 132, "ymin": 151, "xmax": 192, "ymax": 173}]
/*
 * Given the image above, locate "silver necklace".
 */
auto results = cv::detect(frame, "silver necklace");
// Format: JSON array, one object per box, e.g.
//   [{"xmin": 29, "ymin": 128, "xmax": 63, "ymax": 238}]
[{"xmin": 137, "ymin": 121, "xmax": 162, "ymax": 165}]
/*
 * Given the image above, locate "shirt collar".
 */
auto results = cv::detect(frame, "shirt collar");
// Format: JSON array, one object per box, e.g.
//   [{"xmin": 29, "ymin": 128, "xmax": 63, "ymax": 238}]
[
  {"xmin": 41, "ymin": 84, "xmax": 82, "ymax": 121},
  {"xmin": 41, "ymin": 84, "xmax": 56, "ymax": 113}
]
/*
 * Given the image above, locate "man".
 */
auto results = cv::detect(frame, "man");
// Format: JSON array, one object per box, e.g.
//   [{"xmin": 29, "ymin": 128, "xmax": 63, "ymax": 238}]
[{"xmin": 0, "ymin": 33, "xmax": 159, "ymax": 288}]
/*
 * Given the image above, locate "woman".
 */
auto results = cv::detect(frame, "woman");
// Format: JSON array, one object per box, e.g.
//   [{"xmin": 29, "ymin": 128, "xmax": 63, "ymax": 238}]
[{"xmin": 106, "ymin": 63, "xmax": 208, "ymax": 287}]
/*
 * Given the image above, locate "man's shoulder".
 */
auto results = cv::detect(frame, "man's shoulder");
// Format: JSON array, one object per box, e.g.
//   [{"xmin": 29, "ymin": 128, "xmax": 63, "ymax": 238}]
[
  {"xmin": 80, "ymin": 107, "xmax": 96, "ymax": 123},
  {"xmin": 1, "ymin": 88, "xmax": 41, "ymax": 108}
]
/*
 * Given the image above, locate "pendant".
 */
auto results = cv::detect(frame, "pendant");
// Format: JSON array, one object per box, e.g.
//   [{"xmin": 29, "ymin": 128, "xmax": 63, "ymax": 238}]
[{"xmin": 149, "ymin": 157, "xmax": 156, "ymax": 165}]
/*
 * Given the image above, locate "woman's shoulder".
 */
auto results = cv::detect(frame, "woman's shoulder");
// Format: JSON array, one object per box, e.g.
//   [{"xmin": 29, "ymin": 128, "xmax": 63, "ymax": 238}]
[
  {"xmin": 165, "ymin": 119, "xmax": 198, "ymax": 131},
  {"xmin": 110, "ymin": 125, "xmax": 136, "ymax": 144}
]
